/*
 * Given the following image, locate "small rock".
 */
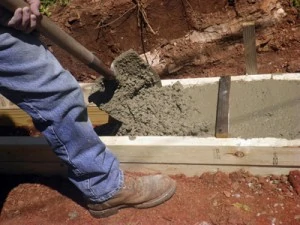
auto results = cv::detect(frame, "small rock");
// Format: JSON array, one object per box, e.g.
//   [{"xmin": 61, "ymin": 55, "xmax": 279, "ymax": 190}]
[
  {"xmin": 17, "ymin": 200, "xmax": 24, "ymax": 207},
  {"xmin": 223, "ymin": 190, "xmax": 231, "ymax": 197},
  {"xmin": 48, "ymin": 46, "xmax": 53, "ymax": 53},
  {"xmin": 286, "ymin": 60, "xmax": 300, "ymax": 73},
  {"xmin": 68, "ymin": 16, "xmax": 79, "ymax": 23},
  {"xmin": 280, "ymin": 175, "xmax": 288, "ymax": 183},
  {"xmin": 196, "ymin": 222, "xmax": 212, "ymax": 225},
  {"xmin": 68, "ymin": 211, "xmax": 78, "ymax": 220},
  {"xmin": 231, "ymin": 181, "xmax": 240, "ymax": 190},
  {"xmin": 289, "ymin": 170, "xmax": 300, "ymax": 195},
  {"xmin": 212, "ymin": 199, "xmax": 218, "ymax": 207},
  {"xmin": 295, "ymin": 215, "xmax": 300, "ymax": 220},
  {"xmin": 89, "ymin": 75, "xmax": 97, "ymax": 80}
]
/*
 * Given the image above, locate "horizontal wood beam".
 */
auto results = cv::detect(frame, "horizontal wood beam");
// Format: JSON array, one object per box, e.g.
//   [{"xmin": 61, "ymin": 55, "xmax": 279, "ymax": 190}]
[
  {"xmin": 0, "ymin": 106, "xmax": 109, "ymax": 127},
  {"xmin": 0, "ymin": 74, "xmax": 300, "ymax": 176},
  {"xmin": 0, "ymin": 162, "xmax": 297, "ymax": 177},
  {"xmin": 0, "ymin": 137, "xmax": 299, "ymax": 177}
]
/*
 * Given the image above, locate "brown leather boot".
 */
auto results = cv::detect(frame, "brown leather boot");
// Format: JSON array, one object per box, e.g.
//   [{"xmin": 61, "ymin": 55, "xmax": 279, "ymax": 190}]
[{"xmin": 87, "ymin": 174, "xmax": 176, "ymax": 218}]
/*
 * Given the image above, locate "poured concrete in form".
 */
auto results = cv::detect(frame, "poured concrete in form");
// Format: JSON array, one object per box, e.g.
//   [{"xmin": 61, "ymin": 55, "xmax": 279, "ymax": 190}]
[
  {"xmin": 230, "ymin": 80, "xmax": 299, "ymax": 139},
  {"xmin": 0, "ymin": 74, "xmax": 299, "ymax": 177},
  {"xmin": 169, "ymin": 75, "xmax": 300, "ymax": 140},
  {"xmin": 93, "ymin": 74, "xmax": 300, "ymax": 139}
]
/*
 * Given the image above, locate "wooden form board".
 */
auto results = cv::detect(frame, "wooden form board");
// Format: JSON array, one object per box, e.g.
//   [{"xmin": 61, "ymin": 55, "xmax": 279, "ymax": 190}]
[
  {"xmin": 0, "ymin": 106, "xmax": 109, "ymax": 127},
  {"xmin": 0, "ymin": 73, "xmax": 299, "ymax": 176},
  {"xmin": 0, "ymin": 136, "xmax": 299, "ymax": 177}
]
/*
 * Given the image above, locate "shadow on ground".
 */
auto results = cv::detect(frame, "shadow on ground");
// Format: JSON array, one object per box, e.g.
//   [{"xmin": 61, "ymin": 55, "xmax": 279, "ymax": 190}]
[{"xmin": 0, "ymin": 174, "xmax": 86, "ymax": 213}]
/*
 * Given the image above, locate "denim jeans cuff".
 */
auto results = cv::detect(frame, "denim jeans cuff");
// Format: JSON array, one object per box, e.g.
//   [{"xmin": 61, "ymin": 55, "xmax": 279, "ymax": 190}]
[{"xmin": 88, "ymin": 169, "xmax": 124, "ymax": 203}]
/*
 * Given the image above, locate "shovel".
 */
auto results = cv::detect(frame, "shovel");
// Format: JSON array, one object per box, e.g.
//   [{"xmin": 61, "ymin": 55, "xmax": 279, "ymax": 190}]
[
  {"xmin": 0, "ymin": 0, "xmax": 115, "ymax": 80},
  {"xmin": 1, "ymin": 0, "xmax": 162, "ymax": 109}
]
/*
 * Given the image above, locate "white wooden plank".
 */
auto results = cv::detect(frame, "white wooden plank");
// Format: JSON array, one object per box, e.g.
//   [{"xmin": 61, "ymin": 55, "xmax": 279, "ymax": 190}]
[
  {"xmin": 110, "ymin": 146, "xmax": 300, "ymax": 166},
  {"xmin": 0, "ymin": 162, "xmax": 296, "ymax": 177},
  {"xmin": 100, "ymin": 136, "xmax": 300, "ymax": 146},
  {"xmin": 160, "ymin": 73, "xmax": 300, "ymax": 87},
  {"xmin": 0, "ymin": 137, "xmax": 299, "ymax": 167},
  {"xmin": 2, "ymin": 136, "xmax": 299, "ymax": 148}
]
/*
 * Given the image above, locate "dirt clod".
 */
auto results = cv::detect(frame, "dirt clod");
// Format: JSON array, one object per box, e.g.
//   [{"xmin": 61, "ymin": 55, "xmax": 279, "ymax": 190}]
[{"xmin": 289, "ymin": 170, "xmax": 300, "ymax": 195}]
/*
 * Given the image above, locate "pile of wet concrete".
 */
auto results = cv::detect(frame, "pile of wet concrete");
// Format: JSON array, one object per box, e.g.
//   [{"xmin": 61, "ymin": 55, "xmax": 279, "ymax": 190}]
[{"xmin": 89, "ymin": 51, "xmax": 300, "ymax": 139}]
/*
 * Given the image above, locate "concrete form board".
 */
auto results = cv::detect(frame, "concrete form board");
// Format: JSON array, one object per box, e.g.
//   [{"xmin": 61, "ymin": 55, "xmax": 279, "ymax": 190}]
[
  {"xmin": 0, "ymin": 136, "xmax": 299, "ymax": 176},
  {"xmin": 0, "ymin": 73, "xmax": 299, "ymax": 176}
]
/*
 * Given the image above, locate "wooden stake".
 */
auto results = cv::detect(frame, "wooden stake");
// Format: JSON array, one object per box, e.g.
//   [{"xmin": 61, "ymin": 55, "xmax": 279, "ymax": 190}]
[
  {"xmin": 243, "ymin": 21, "xmax": 258, "ymax": 75},
  {"xmin": 215, "ymin": 76, "xmax": 231, "ymax": 138}
]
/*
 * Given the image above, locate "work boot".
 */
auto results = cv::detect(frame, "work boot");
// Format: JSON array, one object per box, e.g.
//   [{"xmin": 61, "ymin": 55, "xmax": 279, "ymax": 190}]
[{"xmin": 87, "ymin": 174, "xmax": 176, "ymax": 218}]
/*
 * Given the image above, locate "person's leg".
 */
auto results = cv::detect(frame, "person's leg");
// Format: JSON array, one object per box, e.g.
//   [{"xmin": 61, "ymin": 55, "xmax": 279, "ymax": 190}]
[
  {"xmin": 0, "ymin": 26, "xmax": 123, "ymax": 202},
  {"xmin": 0, "ymin": 26, "xmax": 176, "ymax": 218}
]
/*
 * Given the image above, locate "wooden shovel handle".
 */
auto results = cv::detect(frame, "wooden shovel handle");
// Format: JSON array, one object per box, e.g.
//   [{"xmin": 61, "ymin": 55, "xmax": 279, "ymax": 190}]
[{"xmin": 0, "ymin": 0, "xmax": 115, "ymax": 79}]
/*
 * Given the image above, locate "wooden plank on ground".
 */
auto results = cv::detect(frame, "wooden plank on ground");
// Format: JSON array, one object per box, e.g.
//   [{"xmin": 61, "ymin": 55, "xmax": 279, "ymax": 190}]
[
  {"xmin": 2, "ymin": 143, "xmax": 298, "ymax": 166},
  {"xmin": 215, "ymin": 76, "xmax": 231, "ymax": 138},
  {"xmin": 110, "ymin": 146, "xmax": 300, "ymax": 166},
  {"xmin": 0, "ymin": 137, "xmax": 299, "ymax": 177},
  {"xmin": 0, "ymin": 162, "xmax": 297, "ymax": 177}
]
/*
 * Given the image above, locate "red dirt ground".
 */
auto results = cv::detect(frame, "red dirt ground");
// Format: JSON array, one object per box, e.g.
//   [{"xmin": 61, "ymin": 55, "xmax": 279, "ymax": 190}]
[
  {"xmin": 1, "ymin": 171, "xmax": 300, "ymax": 225},
  {"xmin": 1, "ymin": 0, "xmax": 300, "ymax": 224}
]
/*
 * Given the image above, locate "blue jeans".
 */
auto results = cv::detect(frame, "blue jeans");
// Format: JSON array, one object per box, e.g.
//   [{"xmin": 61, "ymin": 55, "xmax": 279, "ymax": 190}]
[{"xmin": 0, "ymin": 27, "xmax": 123, "ymax": 203}]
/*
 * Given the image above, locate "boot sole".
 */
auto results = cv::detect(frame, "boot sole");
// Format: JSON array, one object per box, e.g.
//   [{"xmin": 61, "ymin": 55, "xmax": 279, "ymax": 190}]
[{"xmin": 89, "ymin": 179, "xmax": 176, "ymax": 218}]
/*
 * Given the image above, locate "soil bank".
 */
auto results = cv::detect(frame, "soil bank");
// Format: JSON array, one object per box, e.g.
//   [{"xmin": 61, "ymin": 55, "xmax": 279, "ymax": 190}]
[{"xmin": 96, "ymin": 77, "xmax": 300, "ymax": 139}]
